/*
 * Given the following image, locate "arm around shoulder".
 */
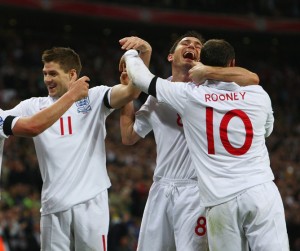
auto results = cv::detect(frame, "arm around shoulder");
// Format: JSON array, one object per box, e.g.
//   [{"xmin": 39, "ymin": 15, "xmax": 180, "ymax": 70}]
[{"xmin": 189, "ymin": 63, "xmax": 259, "ymax": 86}]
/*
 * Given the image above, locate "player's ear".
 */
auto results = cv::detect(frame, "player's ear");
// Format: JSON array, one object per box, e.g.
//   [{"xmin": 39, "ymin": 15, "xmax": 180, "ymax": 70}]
[
  {"xmin": 167, "ymin": 54, "xmax": 174, "ymax": 63},
  {"xmin": 69, "ymin": 69, "xmax": 77, "ymax": 80}
]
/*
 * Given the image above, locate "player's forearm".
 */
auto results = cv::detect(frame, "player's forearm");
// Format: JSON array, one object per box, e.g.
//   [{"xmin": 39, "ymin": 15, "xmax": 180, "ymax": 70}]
[
  {"xmin": 110, "ymin": 84, "xmax": 141, "ymax": 109},
  {"xmin": 139, "ymin": 47, "xmax": 152, "ymax": 68},
  {"xmin": 124, "ymin": 50, "xmax": 154, "ymax": 93},
  {"xmin": 120, "ymin": 102, "xmax": 140, "ymax": 145},
  {"xmin": 207, "ymin": 66, "xmax": 259, "ymax": 86},
  {"xmin": 13, "ymin": 92, "xmax": 75, "ymax": 137}
]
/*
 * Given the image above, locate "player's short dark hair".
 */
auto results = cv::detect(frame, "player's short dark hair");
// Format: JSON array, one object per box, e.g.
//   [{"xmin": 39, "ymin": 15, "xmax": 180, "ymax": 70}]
[
  {"xmin": 169, "ymin": 30, "xmax": 204, "ymax": 54},
  {"xmin": 42, "ymin": 47, "xmax": 82, "ymax": 75},
  {"xmin": 200, "ymin": 39, "xmax": 235, "ymax": 67}
]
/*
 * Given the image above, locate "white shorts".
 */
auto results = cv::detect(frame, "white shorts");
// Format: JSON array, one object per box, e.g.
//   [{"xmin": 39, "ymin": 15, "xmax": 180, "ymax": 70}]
[
  {"xmin": 206, "ymin": 181, "xmax": 290, "ymax": 251},
  {"xmin": 137, "ymin": 178, "xmax": 208, "ymax": 251},
  {"xmin": 40, "ymin": 190, "xmax": 109, "ymax": 251}
]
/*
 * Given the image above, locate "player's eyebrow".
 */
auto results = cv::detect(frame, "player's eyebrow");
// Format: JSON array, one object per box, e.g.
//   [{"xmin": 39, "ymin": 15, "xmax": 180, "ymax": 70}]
[{"xmin": 181, "ymin": 39, "xmax": 202, "ymax": 47}]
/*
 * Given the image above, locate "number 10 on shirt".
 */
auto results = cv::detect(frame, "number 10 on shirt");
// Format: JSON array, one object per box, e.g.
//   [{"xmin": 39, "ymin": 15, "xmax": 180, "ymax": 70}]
[{"xmin": 206, "ymin": 107, "xmax": 253, "ymax": 156}]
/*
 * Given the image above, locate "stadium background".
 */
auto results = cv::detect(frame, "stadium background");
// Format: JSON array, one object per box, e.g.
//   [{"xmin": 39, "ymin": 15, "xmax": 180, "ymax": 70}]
[{"xmin": 0, "ymin": 0, "xmax": 299, "ymax": 250}]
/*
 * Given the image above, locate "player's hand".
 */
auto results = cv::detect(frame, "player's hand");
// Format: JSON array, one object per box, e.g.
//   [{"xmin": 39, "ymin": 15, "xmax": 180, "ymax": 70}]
[
  {"xmin": 68, "ymin": 74, "xmax": 90, "ymax": 101},
  {"xmin": 119, "ymin": 36, "xmax": 152, "ymax": 54},
  {"xmin": 120, "ymin": 71, "xmax": 132, "ymax": 86},
  {"xmin": 188, "ymin": 62, "xmax": 207, "ymax": 85},
  {"xmin": 119, "ymin": 55, "xmax": 131, "ymax": 86},
  {"xmin": 119, "ymin": 55, "xmax": 126, "ymax": 73},
  {"xmin": 120, "ymin": 37, "xmax": 152, "ymax": 68}
]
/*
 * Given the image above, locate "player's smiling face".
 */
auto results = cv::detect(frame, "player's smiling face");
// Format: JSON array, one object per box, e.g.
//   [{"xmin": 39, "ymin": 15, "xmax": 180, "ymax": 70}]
[
  {"xmin": 169, "ymin": 37, "xmax": 202, "ymax": 67},
  {"xmin": 43, "ymin": 61, "xmax": 71, "ymax": 98}
]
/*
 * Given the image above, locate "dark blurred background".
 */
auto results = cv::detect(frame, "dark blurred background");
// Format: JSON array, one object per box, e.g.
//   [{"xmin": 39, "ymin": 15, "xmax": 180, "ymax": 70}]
[{"xmin": 0, "ymin": 0, "xmax": 299, "ymax": 250}]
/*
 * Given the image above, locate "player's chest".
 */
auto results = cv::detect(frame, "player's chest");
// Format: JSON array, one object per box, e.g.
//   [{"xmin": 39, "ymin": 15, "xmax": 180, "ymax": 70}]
[
  {"xmin": 46, "ymin": 105, "xmax": 102, "ymax": 137},
  {"xmin": 153, "ymin": 105, "xmax": 184, "ymax": 132}
]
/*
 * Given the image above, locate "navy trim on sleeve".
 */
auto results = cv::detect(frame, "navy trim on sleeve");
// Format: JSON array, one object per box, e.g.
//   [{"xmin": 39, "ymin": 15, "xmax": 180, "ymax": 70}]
[
  {"xmin": 148, "ymin": 76, "xmax": 158, "ymax": 98},
  {"xmin": 103, "ymin": 89, "xmax": 112, "ymax": 108},
  {"xmin": 3, "ymin": 115, "xmax": 16, "ymax": 136}
]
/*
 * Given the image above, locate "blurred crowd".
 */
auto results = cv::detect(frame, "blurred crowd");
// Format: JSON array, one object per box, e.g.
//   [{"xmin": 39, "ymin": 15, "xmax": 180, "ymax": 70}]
[
  {"xmin": 0, "ymin": 5, "xmax": 300, "ymax": 251},
  {"xmin": 97, "ymin": 0, "xmax": 300, "ymax": 18}
]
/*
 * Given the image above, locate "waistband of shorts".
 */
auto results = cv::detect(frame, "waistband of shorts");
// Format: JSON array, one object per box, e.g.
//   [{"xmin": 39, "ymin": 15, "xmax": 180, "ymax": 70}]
[{"xmin": 154, "ymin": 176, "xmax": 198, "ymax": 185}]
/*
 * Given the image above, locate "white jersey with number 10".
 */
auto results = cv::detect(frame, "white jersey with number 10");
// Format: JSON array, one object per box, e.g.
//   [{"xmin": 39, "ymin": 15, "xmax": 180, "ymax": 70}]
[{"xmin": 155, "ymin": 79, "xmax": 274, "ymax": 206}]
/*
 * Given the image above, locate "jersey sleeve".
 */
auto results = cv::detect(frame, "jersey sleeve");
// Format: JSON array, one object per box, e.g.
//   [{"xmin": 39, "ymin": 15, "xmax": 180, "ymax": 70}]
[
  {"xmin": 133, "ymin": 97, "xmax": 153, "ymax": 138},
  {"xmin": 89, "ymin": 86, "xmax": 114, "ymax": 116},
  {"xmin": 6, "ymin": 98, "xmax": 37, "ymax": 117},
  {"xmin": 263, "ymin": 92, "xmax": 274, "ymax": 137},
  {"xmin": 0, "ymin": 110, "xmax": 20, "ymax": 138},
  {"xmin": 155, "ymin": 78, "xmax": 188, "ymax": 116}
]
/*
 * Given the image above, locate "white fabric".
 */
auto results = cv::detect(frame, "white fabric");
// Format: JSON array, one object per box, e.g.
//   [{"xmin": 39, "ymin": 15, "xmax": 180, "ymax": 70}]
[
  {"xmin": 133, "ymin": 95, "xmax": 207, "ymax": 250},
  {"xmin": 137, "ymin": 178, "xmax": 207, "ymax": 251},
  {"xmin": 7, "ymin": 86, "xmax": 113, "ymax": 215},
  {"xmin": 134, "ymin": 96, "xmax": 197, "ymax": 179},
  {"xmin": 153, "ymin": 79, "xmax": 275, "ymax": 207},
  {"xmin": 0, "ymin": 109, "xmax": 20, "ymax": 188},
  {"xmin": 206, "ymin": 181, "xmax": 289, "ymax": 251},
  {"xmin": 41, "ymin": 190, "xmax": 109, "ymax": 251},
  {"xmin": 124, "ymin": 50, "xmax": 288, "ymax": 251}
]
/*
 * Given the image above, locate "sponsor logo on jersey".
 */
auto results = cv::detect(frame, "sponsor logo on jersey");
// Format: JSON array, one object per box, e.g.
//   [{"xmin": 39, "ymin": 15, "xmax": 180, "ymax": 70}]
[{"xmin": 76, "ymin": 97, "xmax": 91, "ymax": 114}]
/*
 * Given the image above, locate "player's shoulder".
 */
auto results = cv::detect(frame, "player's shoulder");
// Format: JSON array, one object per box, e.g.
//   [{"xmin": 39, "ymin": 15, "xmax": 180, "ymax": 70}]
[
  {"xmin": 148, "ymin": 95, "xmax": 158, "ymax": 104},
  {"xmin": 20, "ymin": 96, "xmax": 50, "ymax": 106},
  {"xmin": 241, "ymin": 85, "xmax": 269, "ymax": 95}
]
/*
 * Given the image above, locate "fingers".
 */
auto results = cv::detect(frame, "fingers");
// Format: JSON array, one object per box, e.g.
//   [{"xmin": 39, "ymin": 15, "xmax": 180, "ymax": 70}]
[
  {"xmin": 120, "ymin": 37, "xmax": 138, "ymax": 50},
  {"xmin": 119, "ymin": 36, "xmax": 150, "ymax": 52},
  {"xmin": 78, "ymin": 76, "xmax": 90, "ymax": 83}
]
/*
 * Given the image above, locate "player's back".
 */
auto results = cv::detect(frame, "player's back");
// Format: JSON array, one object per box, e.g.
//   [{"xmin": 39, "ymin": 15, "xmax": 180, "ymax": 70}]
[{"xmin": 181, "ymin": 81, "xmax": 275, "ymax": 206}]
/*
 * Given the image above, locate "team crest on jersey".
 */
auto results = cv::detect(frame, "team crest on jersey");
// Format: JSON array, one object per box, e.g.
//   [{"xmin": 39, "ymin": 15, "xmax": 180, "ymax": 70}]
[{"xmin": 76, "ymin": 97, "xmax": 91, "ymax": 114}]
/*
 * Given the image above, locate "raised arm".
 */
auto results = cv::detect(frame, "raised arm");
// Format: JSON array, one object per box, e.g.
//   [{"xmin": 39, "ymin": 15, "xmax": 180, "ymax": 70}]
[
  {"xmin": 10, "ymin": 75, "xmax": 89, "ymax": 137},
  {"xmin": 119, "ymin": 36, "xmax": 152, "ymax": 68},
  {"xmin": 119, "ymin": 66, "xmax": 141, "ymax": 145},
  {"xmin": 188, "ymin": 62, "xmax": 259, "ymax": 86},
  {"xmin": 120, "ymin": 100, "xmax": 141, "ymax": 145},
  {"xmin": 124, "ymin": 50, "xmax": 155, "ymax": 94},
  {"xmin": 119, "ymin": 37, "xmax": 152, "ymax": 144}
]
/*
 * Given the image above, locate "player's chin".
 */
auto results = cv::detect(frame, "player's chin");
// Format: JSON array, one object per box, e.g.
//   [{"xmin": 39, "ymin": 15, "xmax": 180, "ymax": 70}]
[
  {"xmin": 183, "ymin": 61, "xmax": 195, "ymax": 70},
  {"xmin": 48, "ymin": 89, "xmax": 57, "ymax": 97}
]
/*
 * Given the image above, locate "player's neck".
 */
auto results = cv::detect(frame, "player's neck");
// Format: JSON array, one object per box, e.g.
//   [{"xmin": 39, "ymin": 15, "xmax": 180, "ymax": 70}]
[{"xmin": 171, "ymin": 72, "xmax": 190, "ymax": 82}]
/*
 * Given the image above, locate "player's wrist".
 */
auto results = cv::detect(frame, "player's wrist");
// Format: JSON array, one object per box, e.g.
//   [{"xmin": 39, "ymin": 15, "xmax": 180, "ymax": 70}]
[
  {"xmin": 65, "ymin": 90, "xmax": 77, "ymax": 103},
  {"xmin": 139, "ymin": 45, "xmax": 152, "ymax": 54}
]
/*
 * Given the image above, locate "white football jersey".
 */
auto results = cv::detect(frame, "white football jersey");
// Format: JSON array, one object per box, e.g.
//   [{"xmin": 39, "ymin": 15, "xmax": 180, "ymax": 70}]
[
  {"xmin": 155, "ymin": 79, "xmax": 275, "ymax": 206},
  {"xmin": 7, "ymin": 86, "xmax": 113, "ymax": 214},
  {"xmin": 134, "ymin": 96, "xmax": 197, "ymax": 180}
]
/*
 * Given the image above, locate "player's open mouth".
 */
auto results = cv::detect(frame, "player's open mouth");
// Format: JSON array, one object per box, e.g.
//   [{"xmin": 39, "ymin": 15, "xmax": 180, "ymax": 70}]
[
  {"xmin": 183, "ymin": 51, "xmax": 195, "ymax": 60},
  {"xmin": 48, "ymin": 84, "xmax": 57, "ymax": 90}
]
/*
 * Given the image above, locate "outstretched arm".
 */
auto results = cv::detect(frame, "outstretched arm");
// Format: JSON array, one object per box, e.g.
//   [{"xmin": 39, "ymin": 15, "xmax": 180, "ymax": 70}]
[
  {"xmin": 108, "ymin": 37, "xmax": 153, "ymax": 109},
  {"xmin": 189, "ymin": 62, "xmax": 259, "ymax": 86},
  {"xmin": 124, "ymin": 50, "xmax": 155, "ymax": 94},
  {"xmin": 9, "ymin": 75, "xmax": 89, "ymax": 137},
  {"xmin": 119, "ymin": 37, "xmax": 152, "ymax": 144}
]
